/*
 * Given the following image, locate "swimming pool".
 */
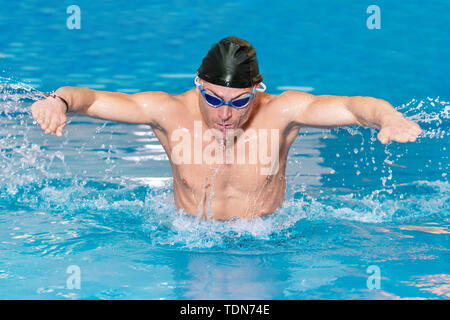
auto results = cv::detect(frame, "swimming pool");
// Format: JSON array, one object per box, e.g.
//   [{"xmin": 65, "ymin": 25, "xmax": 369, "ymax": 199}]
[{"xmin": 0, "ymin": 0, "xmax": 448, "ymax": 299}]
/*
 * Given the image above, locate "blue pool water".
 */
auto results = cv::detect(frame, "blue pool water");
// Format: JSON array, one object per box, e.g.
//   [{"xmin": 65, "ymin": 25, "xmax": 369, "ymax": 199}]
[{"xmin": 0, "ymin": 0, "xmax": 449, "ymax": 299}]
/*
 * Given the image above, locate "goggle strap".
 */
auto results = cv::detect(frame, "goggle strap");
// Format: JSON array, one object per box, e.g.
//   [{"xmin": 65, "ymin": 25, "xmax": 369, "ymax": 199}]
[
  {"xmin": 194, "ymin": 76, "xmax": 202, "ymax": 87},
  {"xmin": 255, "ymin": 82, "xmax": 266, "ymax": 92},
  {"xmin": 196, "ymin": 76, "xmax": 266, "ymax": 93}
]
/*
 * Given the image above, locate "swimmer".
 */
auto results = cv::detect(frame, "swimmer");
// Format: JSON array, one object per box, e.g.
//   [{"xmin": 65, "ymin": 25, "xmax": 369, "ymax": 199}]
[{"xmin": 30, "ymin": 36, "xmax": 422, "ymax": 220}]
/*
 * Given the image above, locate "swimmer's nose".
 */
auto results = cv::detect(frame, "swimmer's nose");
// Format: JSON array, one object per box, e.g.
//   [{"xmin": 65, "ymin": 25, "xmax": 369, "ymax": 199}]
[{"xmin": 218, "ymin": 105, "xmax": 232, "ymax": 122}]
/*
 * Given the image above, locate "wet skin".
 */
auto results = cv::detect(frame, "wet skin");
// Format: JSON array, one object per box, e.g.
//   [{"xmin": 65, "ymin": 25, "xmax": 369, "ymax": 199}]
[{"xmin": 30, "ymin": 80, "xmax": 422, "ymax": 219}]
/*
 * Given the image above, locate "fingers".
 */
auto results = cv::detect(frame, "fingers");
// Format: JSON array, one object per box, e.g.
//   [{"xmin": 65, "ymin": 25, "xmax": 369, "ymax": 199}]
[
  {"xmin": 378, "ymin": 124, "xmax": 422, "ymax": 144},
  {"xmin": 377, "ymin": 131, "xmax": 389, "ymax": 144},
  {"xmin": 402, "ymin": 124, "xmax": 422, "ymax": 142},
  {"xmin": 56, "ymin": 122, "xmax": 67, "ymax": 137},
  {"xmin": 42, "ymin": 111, "xmax": 52, "ymax": 132},
  {"xmin": 409, "ymin": 124, "xmax": 422, "ymax": 136},
  {"xmin": 30, "ymin": 99, "xmax": 67, "ymax": 137},
  {"xmin": 407, "ymin": 126, "xmax": 420, "ymax": 142},
  {"xmin": 37, "ymin": 111, "xmax": 66, "ymax": 136},
  {"xmin": 47, "ymin": 114, "xmax": 60, "ymax": 133},
  {"xmin": 47, "ymin": 114, "xmax": 67, "ymax": 136}
]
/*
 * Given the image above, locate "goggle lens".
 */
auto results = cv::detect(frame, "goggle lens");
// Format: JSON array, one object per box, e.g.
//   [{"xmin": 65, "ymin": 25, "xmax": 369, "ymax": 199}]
[
  {"xmin": 231, "ymin": 95, "xmax": 251, "ymax": 108},
  {"xmin": 203, "ymin": 90, "xmax": 253, "ymax": 109},
  {"xmin": 204, "ymin": 93, "xmax": 222, "ymax": 106}
]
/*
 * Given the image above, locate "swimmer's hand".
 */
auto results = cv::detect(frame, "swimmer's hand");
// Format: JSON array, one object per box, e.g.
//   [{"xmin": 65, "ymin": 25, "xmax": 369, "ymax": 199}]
[
  {"xmin": 30, "ymin": 95, "xmax": 67, "ymax": 137},
  {"xmin": 377, "ymin": 114, "xmax": 422, "ymax": 144}
]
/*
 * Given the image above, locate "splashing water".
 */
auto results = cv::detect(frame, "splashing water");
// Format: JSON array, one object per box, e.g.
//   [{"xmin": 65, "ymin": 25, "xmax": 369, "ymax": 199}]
[{"xmin": 0, "ymin": 79, "xmax": 448, "ymax": 255}]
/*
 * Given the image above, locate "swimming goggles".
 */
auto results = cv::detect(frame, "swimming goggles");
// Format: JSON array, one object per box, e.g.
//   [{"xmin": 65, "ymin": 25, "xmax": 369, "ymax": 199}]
[{"xmin": 194, "ymin": 76, "xmax": 266, "ymax": 109}]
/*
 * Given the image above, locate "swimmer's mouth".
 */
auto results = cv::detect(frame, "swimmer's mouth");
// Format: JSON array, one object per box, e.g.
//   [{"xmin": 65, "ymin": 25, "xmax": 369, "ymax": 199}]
[{"xmin": 216, "ymin": 123, "xmax": 234, "ymax": 130}]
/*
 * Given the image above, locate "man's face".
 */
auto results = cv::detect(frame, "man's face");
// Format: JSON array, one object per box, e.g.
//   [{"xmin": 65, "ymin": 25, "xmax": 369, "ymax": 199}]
[{"xmin": 196, "ymin": 80, "xmax": 257, "ymax": 134}]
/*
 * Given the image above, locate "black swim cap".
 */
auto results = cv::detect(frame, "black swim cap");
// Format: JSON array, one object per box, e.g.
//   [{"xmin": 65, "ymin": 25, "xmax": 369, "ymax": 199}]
[{"xmin": 197, "ymin": 36, "xmax": 263, "ymax": 88}]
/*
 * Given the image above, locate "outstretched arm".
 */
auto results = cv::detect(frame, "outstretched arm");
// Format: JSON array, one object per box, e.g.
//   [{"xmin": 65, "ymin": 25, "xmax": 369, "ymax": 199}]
[
  {"xmin": 287, "ymin": 92, "xmax": 421, "ymax": 144},
  {"xmin": 30, "ymin": 86, "xmax": 174, "ymax": 136}
]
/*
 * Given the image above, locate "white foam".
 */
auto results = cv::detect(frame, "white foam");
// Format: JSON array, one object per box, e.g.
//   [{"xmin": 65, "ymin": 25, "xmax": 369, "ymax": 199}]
[{"xmin": 123, "ymin": 154, "xmax": 168, "ymax": 161}]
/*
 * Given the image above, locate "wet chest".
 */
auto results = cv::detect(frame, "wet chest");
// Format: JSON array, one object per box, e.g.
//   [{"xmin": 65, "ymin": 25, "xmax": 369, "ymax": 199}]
[{"xmin": 175, "ymin": 162, "xmax": 274, "ymax": 194}]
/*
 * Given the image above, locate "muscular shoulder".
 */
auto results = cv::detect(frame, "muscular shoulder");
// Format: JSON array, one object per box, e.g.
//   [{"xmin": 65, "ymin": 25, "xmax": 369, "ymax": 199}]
[
  {"xmin": 275, "ymin": 90, "xmax": 314, "ymax": 109},
  {"xmin": 129, "ymin": 90, "xmax": 189, "ymax": 129},
  {"xmin": 258, "ymin": 90, "xmax": 315, "ymax": 122},
  {"xmin": 132, "ymin": 91, "xmax": 181, "ymax": 110},
  {"xmin": 172, "ymin": 89, "xmax": 197, "ymax": 110}
]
